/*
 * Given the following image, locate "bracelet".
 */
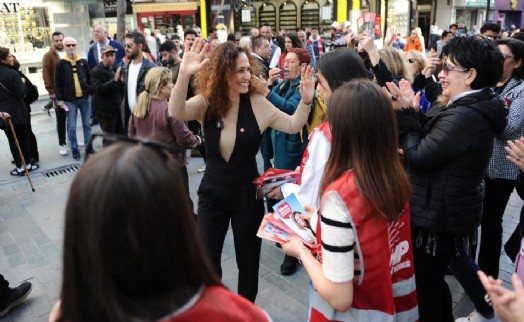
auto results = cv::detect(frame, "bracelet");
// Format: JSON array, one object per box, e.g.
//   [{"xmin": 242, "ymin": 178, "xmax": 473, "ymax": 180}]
[{"xmin": 297, "ymin": 245, "xmax": 310, "ymax": 262}]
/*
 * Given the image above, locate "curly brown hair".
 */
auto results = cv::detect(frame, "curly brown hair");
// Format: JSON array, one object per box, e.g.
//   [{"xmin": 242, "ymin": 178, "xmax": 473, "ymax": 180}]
[{"xmin": 195, "ymin": 42, "xmax": 266, "ymax": 119}]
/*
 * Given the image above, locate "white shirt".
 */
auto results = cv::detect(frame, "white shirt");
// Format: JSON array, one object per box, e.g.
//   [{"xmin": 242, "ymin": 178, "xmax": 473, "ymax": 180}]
[
  {"xmin": 57, "ymin": 50, "xmax": 66, "ymax": 59},
  {"xmin": 96, "ymin": 39, "xmax": 109, "ymax": 63},
  {"xmin": 127, "ymin": 62, "xmax": 142, "ymax": 112}
]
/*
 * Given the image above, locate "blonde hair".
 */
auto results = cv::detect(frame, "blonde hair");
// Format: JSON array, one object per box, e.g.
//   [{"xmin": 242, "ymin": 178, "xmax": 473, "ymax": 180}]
[
  {"xmin": 379, "ymin": 47, "xmax": 412, "ymax": 82},
  {"xmin": 133, "ymin": 67, "xmax": 172, "ymax": 118},
  {"xmin": 238, "ymin": 36, "xmax": 252, "ymax": 52},
  {"xmin": 405, "ymin": 49, "xmax": 427, "ymax": 75}
]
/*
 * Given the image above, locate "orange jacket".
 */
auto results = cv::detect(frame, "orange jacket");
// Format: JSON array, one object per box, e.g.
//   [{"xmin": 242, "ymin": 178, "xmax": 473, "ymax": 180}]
[{"xmin": 404, "ymin": 36, "xmax": 423, "ymax": 52}]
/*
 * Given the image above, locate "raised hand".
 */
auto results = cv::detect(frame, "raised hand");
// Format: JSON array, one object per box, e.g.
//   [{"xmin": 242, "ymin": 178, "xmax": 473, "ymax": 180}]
[
  {"xmin": 299, "ymin": 65, "xmax": 315, "ymax": 105},
  {"xmin": 179, "ymin": 38, "xmax": 210, "ymax": 76},
  {"xmin": 358, "ymin": 32, "xmax": 375, "ymax": 53},
  {"xmin": 505, "ymin": 137, "xmax": 524, "ymax": 172},
  {"xmin": 383, "ymin": 79, "xmax": 420, "ymax": 111},
  {"xmin": 423, "ymin": 52, "xmax": 441, "ymax": 78}
]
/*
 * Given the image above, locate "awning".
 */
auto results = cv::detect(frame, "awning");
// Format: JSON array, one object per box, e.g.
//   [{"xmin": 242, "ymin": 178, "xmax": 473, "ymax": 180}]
[{"xmin": 132, "ymin": 2, "xmax": 198, "ymax": 13}]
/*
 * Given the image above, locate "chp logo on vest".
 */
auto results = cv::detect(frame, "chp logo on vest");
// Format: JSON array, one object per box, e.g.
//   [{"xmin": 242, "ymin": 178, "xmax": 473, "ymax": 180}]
[
  {"xmin": 0, "ymin": 2, "xmax": 20, "ymax": 13},
  {"xmin": 389, "ymin": 221, "xmax": 412, "ymax": 274},
  {"xmin": 276, "ymin": 202, "xmax": 292, "ymax": 219}
]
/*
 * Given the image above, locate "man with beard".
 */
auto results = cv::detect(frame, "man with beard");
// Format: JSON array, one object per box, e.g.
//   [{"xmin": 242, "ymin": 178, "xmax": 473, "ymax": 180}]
[
  {"xmin": 121, "ymin": 31, "xmax": 156, "ymax": 130},
  {"xmin": 90, "ymin": 45, "xmax": 123, "ymax": 135},
  {"xmin": 42, "ymin": 31, "xmax": 68, "ymax": 155}
]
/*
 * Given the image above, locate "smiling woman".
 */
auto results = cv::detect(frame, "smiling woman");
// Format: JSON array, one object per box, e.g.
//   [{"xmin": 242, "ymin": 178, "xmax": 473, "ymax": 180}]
[
  {"xmin": 392, "ymin": 36, "xmax": 508, "ymax": 322},
  {"xmin": 168, "ymin": 39, "xmax": 312, "ymax": 302}
]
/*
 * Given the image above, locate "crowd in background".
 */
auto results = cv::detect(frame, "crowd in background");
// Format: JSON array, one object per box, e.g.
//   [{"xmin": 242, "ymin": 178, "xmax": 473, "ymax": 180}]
[{"xmin": 1, "ymin": 18, "xmax": 524, "ymax": 322}]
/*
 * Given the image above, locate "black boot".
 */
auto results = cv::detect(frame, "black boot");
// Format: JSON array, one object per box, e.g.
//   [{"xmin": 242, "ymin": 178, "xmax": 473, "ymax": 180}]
[{"xmin": 280, "ymin": 254, "xmax": 298, "ymax": 276}]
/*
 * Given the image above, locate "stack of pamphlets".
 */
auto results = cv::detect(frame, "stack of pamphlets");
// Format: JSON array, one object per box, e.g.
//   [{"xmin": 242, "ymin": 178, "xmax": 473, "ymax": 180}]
[
  {"xmin": 257, "ymin": 193, "xmax": 317, "ymax": 248},
  {"xmin": 252, "ymin": 168, "xmax": 299, "ymax": 199}
]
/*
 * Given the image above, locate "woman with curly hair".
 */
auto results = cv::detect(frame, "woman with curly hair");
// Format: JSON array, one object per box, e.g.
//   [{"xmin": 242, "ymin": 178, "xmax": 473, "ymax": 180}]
[{"xmin": 169, "ymin": 38, "xmax": 312, "ymax": 302}]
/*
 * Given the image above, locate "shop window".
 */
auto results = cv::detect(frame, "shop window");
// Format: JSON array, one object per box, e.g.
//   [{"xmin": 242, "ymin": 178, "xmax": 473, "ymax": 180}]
[
  {"xmin": 240, "ymin": 4, "xmax": 256, "ymax": 33},
  {"xmin": 301, "ymin": 0, "xmax": 320, "ymax": 30},
  {"xmin": 259, "ymin": 3, "xmax": 276, "ymax": 32},
  {"xmin": 279, "ymin": 2, "xmax": 297, "ymax": 32}
]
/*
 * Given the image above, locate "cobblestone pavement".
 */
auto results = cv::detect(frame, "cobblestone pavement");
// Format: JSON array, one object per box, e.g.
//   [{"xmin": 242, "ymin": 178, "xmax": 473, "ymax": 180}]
[{"xmin": 0, "ymin": 99, "xmax": 521, "ymax": 321}]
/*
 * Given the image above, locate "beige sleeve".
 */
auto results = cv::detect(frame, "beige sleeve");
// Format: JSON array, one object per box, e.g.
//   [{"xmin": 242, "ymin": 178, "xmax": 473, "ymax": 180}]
[
  {"xmin": 168, "ymin": 89, "xmax": 208, "ymax": 123},
  {"xmin": 251, "ymin": 94, "xmax": 310, "ymax": 134}
]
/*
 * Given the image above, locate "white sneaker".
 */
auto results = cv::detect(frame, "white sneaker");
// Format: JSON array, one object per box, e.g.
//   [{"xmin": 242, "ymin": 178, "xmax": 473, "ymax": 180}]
[
  {"xmin": 59, "ymin": 145, "xmax": 68, "ymax": 156},
  {"xmin": 197, "ymin": 163, "xmax": 206, "ymax": 173},
  {"xmin": 455, "ymin": 311, "xmax": 499, "ymax": 322}
]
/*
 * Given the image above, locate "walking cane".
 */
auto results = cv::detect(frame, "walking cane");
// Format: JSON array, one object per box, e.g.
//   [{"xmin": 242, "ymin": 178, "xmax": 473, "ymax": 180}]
[{"xmin": 7, "ymin": 118, "xmax": 35, "ymax": 192}]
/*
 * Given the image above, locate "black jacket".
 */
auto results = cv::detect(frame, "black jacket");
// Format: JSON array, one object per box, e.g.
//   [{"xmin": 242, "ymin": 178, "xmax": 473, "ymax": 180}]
[
  {"xmin": 398, "ymin": 89, "xmax": 508, "ymax": 235},
  {"xmin": 55, "ymin": 57, "xmax": 91, "ymax": 101},
  {"xmin": 90, "ymin": 63, "xmax": 122, "ymax": 117},
  {"xmin": 0, "ymin": 63, "xmax": 28, "ymax": 126}
]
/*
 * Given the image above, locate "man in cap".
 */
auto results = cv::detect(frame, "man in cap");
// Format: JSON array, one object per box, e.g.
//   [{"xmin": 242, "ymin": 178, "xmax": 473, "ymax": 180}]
[{"xmin": 90, "ymin": 45, "xmax": 123, "ymax": 135}]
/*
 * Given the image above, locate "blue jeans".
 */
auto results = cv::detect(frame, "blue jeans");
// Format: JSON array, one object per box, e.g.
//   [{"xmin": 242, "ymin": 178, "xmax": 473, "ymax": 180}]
[{"xmin": 65, "ymin": 97, "xmax": 91, "ymax": 153}]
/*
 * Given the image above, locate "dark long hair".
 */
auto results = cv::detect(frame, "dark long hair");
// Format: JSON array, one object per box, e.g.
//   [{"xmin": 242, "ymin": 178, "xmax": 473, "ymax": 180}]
[
  {"xmin": 195, "ymin": 42, "xmax": 265, "ymax": 119},
  {"xmin": 320, "ymin": 80, "xmax": 412, "ymax": 221},
  {"xmin": 58, "ymin": 144, "xmax": 221, "ymax": 321},
  {"xmin": 317, "ymin": 48, "xmax": 368, "ymax": 92}
]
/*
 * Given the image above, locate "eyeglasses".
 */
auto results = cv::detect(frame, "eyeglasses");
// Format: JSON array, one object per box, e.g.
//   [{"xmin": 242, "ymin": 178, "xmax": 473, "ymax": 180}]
[
  {"xmin": 502, "ymin": 54, "xmax": 515, "ymax": 61},
  {"xmin": 407, "ymin": 58, "xmax": 419, "ymax": 64},
  {"xmin": 85, "ymin": 133, "xmax": 185, "ymax": 166},
  {"xmin": 65, "ymin": 44, "xmax": 76, "ymax": 47},
  {"xmin": 125, "ymin": 43, "xmax": 135, "ymax": 49},
  {"xmin": 442, "ymin": 61, "xmax": 469, "ymax": 75},
  {"xmin": 284, "ymin": 59, "xmax": 298, "ymax": 64}
]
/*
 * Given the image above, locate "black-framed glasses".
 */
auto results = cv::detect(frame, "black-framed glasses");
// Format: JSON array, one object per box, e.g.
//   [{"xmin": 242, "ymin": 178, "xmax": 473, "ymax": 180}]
[
  {"xmin": 502, "ymin": 54, "xmax": 515, "ymax": 61},
  {"xmin": 442, "ymin": 61, "xmax": 469, "ymax": 76},
  {"xmin": 85, "ymin": 133, "xmax": 185, "ymax": 166},
  {"xmin": 124, "ymin": 43, "xmax": 134, "ymax": 49}
]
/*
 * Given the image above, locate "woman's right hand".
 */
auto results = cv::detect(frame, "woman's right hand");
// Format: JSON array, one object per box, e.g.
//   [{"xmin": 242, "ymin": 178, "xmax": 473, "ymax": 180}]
[
  {"xmin": 299, "ymin": 65, "xmax": 315, "ymax": 105},
  {"xmin": 358, "ymin": 32, "xmax": 375, "ymax": 53},
  {"xmin": 179, "ymin": 38, "xmax": 210, "ymax": 77},
  {"xmin": 423, "ymin": 52, "xmax": 440, "ymax": 78},
  {"xmin": 505, "ymin": 137, "xmax": 524, "ymax": 172}
]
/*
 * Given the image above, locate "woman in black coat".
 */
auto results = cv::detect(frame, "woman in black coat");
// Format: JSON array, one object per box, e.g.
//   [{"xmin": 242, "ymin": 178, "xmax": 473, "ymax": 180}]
[
  {"xmin": 0, "ymin": 47, "xmax": 36, "ymax": 175},
  {"xmin": 386, "ymin": 37, "xmax": 508, "ymax": 322}
]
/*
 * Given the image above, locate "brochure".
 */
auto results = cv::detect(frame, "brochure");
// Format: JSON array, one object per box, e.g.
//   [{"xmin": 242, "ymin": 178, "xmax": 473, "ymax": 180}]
[{"xmin": 253, "ymin": 168, "xmax": 299, "ymax": 199}]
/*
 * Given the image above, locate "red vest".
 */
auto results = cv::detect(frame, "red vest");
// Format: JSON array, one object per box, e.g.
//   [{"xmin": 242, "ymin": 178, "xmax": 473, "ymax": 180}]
[
  {"xmin": 298, "ymin": 121, "xmax": 331, "ymax": 186},
  {"xmin": 311, "ymin": 171, "xmax": 418, "ymax": 322},
  {"xmin": 161, "ymin": 286, "xmax": 269, "ymax": 322}
]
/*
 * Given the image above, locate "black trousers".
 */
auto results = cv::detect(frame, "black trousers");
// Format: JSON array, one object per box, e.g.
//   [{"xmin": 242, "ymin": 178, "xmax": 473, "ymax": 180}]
[
  {"xmin": 98, "ymin": 111, "xmax": 124, "ymax": 136},
  {"xmin": 478, "ymin": 177, "xmax": 516, "ymax": 278},
  {"xmin": 504, "ymin": 205, "xmax": 524, "ymax": 261},
  {"xmin": 3, "ymin": 123, "xmax": 31, "ymax": 168},
  {"xmin": 0, "ymin": 274, "xmax": 8, "ymax": 301},
  {"xmin": 197, "ymin": 176, "xmax": 264, "ymax": 302},
  {"xmin": 27, "ymin": 109, "xmax": 39, "ymax": 162},
  {"xmin": 55, "ymin": 104, "xmax": 67, "ymax": 146}
]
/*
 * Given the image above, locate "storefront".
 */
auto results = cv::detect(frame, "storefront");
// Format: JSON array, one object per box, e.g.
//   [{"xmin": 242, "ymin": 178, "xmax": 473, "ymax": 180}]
[
  {"xmin": 132, "ymin": 2, "xmax": 198, "ymax": 34},
  {"xmin": 493, "ymin": 0, "xmax": 523, "ymax": 29},
  {"xmin": 386, "ymin": 0, "xmax": 411, "ymax": 38},
  {"xmin": 454, "ymin": 0, "xmax": 495, "ymax": 30}
]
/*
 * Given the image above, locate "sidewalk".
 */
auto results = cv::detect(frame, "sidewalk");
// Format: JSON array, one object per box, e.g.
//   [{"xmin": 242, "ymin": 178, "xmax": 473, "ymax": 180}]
[{"xmin": 0, "ymin": 99, "xmax": 521, "ymax": 321}]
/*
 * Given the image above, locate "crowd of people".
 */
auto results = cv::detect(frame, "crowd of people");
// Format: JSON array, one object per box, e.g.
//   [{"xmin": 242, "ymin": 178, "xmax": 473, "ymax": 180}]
[{"xmin": 0, "ymin": 20, "xmax": 524, "ymax": 322}]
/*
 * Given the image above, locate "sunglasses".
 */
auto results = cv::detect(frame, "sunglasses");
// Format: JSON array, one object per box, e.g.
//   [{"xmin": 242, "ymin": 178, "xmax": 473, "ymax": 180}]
[
  {"xmin": 442, "ymin": 61, "xmax": 469, "ymax": 76},
  {"xmin": 85, "ymin": 133, "xmax": 185, "ymax": 166},
  {"xmin": 407, "ymin": 58, "xmax": 419, "ymax": 64},
  {"xmin": 125, "ymin": 43, "xmax": 135, "ymax": 49},
  {"xmin": 65, "ymin": 44, "xmax": 76, "ymax": 47}
]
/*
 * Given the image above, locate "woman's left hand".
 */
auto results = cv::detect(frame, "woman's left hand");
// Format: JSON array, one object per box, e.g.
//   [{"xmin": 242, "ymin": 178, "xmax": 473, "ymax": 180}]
[
  {"xmin": 281, "ymin": 236, "xmax": 307, "ymax": 258},
  {"xmin": 0, "ymin": 112, "xmax": 10, "ymax": 120}
]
